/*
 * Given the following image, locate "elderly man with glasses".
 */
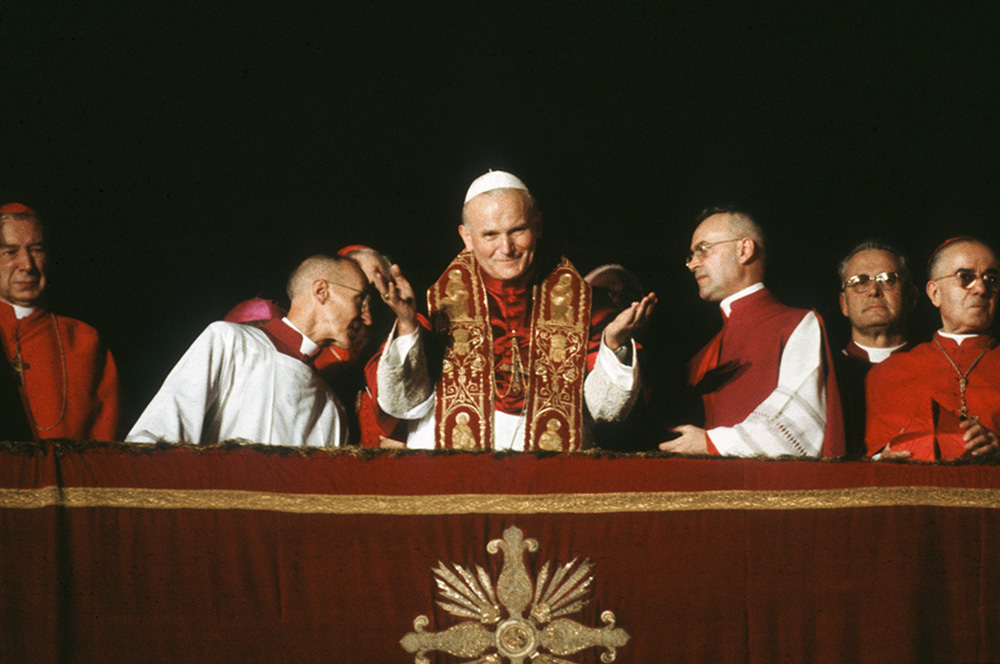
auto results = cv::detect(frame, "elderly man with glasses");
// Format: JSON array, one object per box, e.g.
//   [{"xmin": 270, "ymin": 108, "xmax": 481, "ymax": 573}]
[
  {"xmin": 865, "ymin": 237, "xmax": 1000, "ymax": 460},
  {"xmin": 834, "ymin": 241, "xmax": 918, "ymax": 457},
  {"xmin": 127, "ymin": 255, "xmax": 368, "ymax": 446},
  {"xmin": 660, "ymin": 207, "xmax": 844, "ymax": 457}
]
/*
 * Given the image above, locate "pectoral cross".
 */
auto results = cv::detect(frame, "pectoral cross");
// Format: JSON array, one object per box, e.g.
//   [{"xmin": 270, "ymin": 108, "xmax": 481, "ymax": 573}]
[
  {"xmin": 11, "ymin": 351, "xmax": 28, "ymax": 386},
  {"xmin": 498, "ymin": 335, "xmax": 528, "ymax": 397},
  {"xmin": 509, "ymin": 342, "xmax": 524, "ymax": 395}
]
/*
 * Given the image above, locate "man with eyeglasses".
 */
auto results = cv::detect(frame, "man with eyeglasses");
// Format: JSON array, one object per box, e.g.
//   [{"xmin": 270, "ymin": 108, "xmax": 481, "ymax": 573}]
[
  {"xmin": 865, "ymin": 237, "xmax": 1000, "ymax": 460},
  {"xmin": 834, "ymin": 241, "xmax": 917, "ymax": 457},
  {"xmin": 219, "ymin": 246, "xmax": 395, "ymax": 446},
  {"xmin": 327, "ymin": 245, "xmax": 415, "ymax": 448},
  {"xmin": 659, "ymin": 207, "xmax": 844, "ymax": 457},
  {"xmin": 127, "ymin": 255, "xmax": 367, "ymax": 446},
  {"xmin": 372, "ymin": 170, "xmax": 656, "ymax": 451}
]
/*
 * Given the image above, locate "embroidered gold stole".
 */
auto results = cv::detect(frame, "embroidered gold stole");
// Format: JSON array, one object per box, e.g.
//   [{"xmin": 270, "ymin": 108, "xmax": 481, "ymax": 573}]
[{"xmin": 427, "ymin": 252, "xmax": 591, "ymax": 451}]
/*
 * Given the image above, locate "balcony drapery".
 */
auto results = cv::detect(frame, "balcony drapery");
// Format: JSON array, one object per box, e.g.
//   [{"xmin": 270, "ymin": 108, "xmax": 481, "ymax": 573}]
[{"xmin": 1, "ymin": 442, "xmax": 997, "ymax": 663}]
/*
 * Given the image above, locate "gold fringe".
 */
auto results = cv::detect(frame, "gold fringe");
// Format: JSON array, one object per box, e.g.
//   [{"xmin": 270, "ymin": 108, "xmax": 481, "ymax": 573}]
[{"xmin": 1, "ymin": 486, "xmax": 997, "ymax": 514}]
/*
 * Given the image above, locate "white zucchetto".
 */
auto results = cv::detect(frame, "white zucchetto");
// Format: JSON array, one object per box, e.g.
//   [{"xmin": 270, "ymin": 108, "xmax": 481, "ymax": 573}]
[{"xmin": 463, "ymin": 170, "xmax": 530, "ymax": 204}]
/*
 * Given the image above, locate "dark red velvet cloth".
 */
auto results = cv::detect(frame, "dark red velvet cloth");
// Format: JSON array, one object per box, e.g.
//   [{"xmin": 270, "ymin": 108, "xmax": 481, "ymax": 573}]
[{"xmin": 0, "ymin": 444, "xmax": 998, "ymax": 663}]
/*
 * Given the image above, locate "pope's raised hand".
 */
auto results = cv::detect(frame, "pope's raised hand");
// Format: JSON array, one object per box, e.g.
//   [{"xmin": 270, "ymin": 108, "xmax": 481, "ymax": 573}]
[
  {"xmin": 602, "ymin": 292, "xmax": 657, "ymax": 351},
  {"xmin": 373, "ymin": 264, "xmax": 419, "ymax": 336}
]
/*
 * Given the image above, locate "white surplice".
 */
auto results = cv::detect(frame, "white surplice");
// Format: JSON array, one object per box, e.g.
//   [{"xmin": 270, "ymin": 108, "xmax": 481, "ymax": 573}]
[
  {"xmin": 127, "ymin": 321, "xmax": 345, "ymax": 446},
  {"xmin": 376, "ymin": 325, "xmax": 640, "ymax": 450}
]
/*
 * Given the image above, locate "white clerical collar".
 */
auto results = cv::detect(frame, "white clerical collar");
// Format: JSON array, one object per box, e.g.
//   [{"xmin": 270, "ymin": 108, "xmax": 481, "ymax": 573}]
[
  {"xmin": 854, "ymin": 341, "xmax": 908, "ymax": 363},
  {"xmin": 720, "ymin": 282, "xmax": 765, "ymax": 317},
  {"xmin": 1, "ymin": 301, "xmax": 35, "ymax": 319},
  {"xmin": 282, "ymin": 317, "xmax": 319, "ymax": 355},
  {"xmin": 938, "ymin": 330, "xmax": 986, "ymax": 346}
]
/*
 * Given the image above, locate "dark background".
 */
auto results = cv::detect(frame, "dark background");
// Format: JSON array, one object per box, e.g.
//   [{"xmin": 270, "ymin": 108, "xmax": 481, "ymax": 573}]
[{"xmin": 3, "ymin": 4, "xmax": 999, "ymax": 433}]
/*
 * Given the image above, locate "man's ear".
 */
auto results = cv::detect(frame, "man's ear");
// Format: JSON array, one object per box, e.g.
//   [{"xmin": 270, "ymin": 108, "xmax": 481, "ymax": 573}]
[
  {"xmin": 839, "ymin": 291, "xmax": 849, "ymax": 318},
  {"xmin": 737, "ymin": 238, "xmax": 757, "ymax": 266},
  {"xmin": 926, "ymin": 279, "xmax": 941, "ymax": 308},
  {"xmin": 534, "ymin": 213, "xmax": 543, "ymax": 240},
  {"xmin": 458, "ymin": 224, "xmax": 473, "ymax": 252},
  {"xmin": 313, "ymin": 278, "xmax": 329, "ymax": 304}
]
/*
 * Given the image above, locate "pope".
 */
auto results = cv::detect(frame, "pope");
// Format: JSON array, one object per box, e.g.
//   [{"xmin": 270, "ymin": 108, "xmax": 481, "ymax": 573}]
[{"xmin": 373, "ymin": 170, "xmax": 656, "ymax": 451}]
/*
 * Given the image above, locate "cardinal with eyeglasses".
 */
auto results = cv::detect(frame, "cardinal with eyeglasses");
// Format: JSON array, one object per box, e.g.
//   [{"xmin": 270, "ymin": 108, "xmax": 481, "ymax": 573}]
[{"xmin": 865, "ymin": 237, "xmax": 1000, "ymax": 461}]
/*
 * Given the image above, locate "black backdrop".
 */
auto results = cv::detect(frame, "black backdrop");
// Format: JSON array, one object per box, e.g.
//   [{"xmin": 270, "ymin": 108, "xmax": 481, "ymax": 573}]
[{"xmin": 3, "ymin": 4, "xmax": 998, "ymax": 432}]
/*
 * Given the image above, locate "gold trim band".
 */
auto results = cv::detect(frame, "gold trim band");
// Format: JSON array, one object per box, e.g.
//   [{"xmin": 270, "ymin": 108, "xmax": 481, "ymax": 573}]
[{"xmin": 1, "ymin": 486, "xmax": 998, "ymax": 514}]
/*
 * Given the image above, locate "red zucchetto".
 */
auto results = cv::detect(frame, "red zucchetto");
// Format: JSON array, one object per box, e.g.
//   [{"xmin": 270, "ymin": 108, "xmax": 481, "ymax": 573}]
[{"xmin": 0, "ymin": 202, "xmax": 39, "ymax": 216}]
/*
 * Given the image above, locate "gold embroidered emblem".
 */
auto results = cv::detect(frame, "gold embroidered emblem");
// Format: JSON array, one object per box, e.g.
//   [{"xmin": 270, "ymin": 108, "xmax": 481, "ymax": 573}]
[{"xmin": 400, "ymin": 525, "xmax": 629, "ymax": 663}]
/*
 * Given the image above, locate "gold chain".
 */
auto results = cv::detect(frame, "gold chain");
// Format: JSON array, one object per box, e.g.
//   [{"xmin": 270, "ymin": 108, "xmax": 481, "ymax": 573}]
[
  {"xmin": 932, "ymin": 337, "xmax": 992, "ymax": 419},
  {"xmin": 15, "ymin": 313, "xmax": 68, "ymax": 432},
  {"xmin": 498, "ymin": 293, "xmax": 530, "ymax": 399}
]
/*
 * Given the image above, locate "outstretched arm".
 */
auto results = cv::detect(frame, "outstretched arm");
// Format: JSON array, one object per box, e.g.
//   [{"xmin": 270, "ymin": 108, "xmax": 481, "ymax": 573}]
[{"xmin": 584, "ymin": 293, "xmax": 655, "ymax": 423}]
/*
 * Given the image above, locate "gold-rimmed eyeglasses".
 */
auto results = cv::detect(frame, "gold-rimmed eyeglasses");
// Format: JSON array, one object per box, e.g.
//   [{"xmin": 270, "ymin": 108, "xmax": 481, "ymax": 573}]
[
  {"xmin": 685, "ymin": 238, "xmax": 741, "ymax": 266},
  {"xmin": 933, "ymin": 269, "xmax": 1000, "ymax": 291},
  {"xmin": 842, "ymin": 271, "xmax": 902, "ymax": 293}
]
